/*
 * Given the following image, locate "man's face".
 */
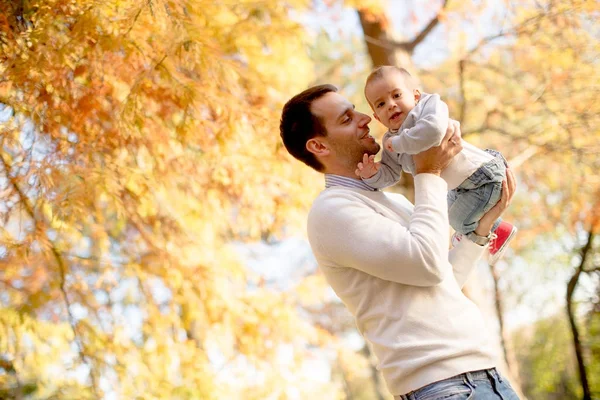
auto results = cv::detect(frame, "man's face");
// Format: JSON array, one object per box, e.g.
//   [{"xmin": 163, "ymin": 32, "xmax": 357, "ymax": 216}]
[
  {"xmin": 310, "ymin": 92, "xmax": 380, "ymax": 170},
  {"xmin": 365, "ymin": 71, "xmax": 420, "ymax": 131}
]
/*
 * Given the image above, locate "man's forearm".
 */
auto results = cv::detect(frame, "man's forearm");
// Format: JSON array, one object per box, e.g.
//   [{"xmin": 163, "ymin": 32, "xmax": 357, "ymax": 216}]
[
  {"xmin": 308, "ymin": 176, "xmax": 454, "ymax": 286},
  {"xmin": 449, "ymin": 239, "xmax": 487, "ymax": 288},
  {"xmin": 410, "ymin": 174, "xmax": 451, "ymax": 271}
]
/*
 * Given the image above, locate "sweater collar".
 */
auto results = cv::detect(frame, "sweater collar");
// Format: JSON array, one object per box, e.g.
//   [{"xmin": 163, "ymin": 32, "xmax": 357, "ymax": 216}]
[{"xmin": 324, "ymin": 174, "xmax": 377, "ymax": 191}]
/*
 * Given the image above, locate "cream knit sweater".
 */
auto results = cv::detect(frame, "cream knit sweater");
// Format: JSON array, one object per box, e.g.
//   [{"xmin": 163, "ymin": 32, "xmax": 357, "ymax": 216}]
[{"xmin": 307, "ymin": 174, "xmax": 497, "ymax": 395}]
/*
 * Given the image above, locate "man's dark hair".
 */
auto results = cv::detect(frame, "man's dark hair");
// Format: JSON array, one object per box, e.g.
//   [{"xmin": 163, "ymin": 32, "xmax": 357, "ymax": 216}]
[{"xmin": 280, "ymin": 84, "xmax": 338, "ymax": 172}]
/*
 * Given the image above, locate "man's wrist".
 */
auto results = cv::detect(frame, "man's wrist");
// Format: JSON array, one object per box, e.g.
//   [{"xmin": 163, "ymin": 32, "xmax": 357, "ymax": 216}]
[{"xmin": 415, "ymin": 168, "xmax": 441, "ymax": 176}]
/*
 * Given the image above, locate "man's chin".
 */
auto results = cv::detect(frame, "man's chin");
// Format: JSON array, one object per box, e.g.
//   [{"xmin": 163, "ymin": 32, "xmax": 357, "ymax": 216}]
[{"xmin": 370, "ymin": 143, "xmax": 382, "ymax": 155}]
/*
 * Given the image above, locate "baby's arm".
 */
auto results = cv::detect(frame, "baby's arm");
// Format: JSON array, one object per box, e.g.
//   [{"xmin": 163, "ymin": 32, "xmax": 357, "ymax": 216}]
[
  {"xmin": 390, "ymin": 93, "xmax": 450, "ymax": 155},
  {"xmin": 360, "ymin": 148, "xmax": 402, "ymax": 189}
]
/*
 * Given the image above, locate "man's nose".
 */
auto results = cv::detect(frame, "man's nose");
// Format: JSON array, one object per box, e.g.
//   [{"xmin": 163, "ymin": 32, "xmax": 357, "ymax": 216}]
[{"xmin": 358, "ymin": 112, "xmax": 371, "ymax": 126}]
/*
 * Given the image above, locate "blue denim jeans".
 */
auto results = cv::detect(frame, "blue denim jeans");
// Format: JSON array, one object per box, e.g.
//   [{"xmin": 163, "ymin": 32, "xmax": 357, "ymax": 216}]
[
  {"xmin": 447, "ymin": 150, "xmax": 507, "ymax": 235},
  {"xmin": 394, "ymin": 368, "xmax": 520, "ymax": 400}
]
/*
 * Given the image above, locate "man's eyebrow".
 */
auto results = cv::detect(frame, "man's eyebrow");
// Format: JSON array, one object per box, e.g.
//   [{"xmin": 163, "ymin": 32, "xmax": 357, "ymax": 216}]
[{"xmin": 336, "ymin": 105, "xmax": 355, "ymax": 122}]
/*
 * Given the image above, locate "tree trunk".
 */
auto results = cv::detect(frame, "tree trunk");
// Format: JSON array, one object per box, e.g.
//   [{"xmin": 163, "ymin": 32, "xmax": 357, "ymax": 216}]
[
  {"xmin": 335, "ymin": 358, "xmax": 355, "ymax": 400},
  {"xmin": 357, "ymin": 10, "xmax": 416, "ymax": 71},
  {"xmin": 489, "ymin": 263, "xmax": 523, "ymax": 392},
  {"xmin": 360, "ymin": 344, "xmax": 387, "ymax": 400},
  {"xmin": 490, "ymin": 264, "xmax": 511, "ymax": 369},
  {"xmin": 566, "ymin": 230, "xmax": 594, "ymax": 400}
]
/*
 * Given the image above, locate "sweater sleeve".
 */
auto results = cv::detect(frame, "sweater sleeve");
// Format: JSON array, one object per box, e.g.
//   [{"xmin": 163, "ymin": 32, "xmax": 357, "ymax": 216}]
[
  {"xmin": 308, "ymin": 174, "xmax": 452, "ymax": 286},
  {"xmin": 362, "ymin": 143, "xmax": 403, "ymax": 189},
  {"xmin": 448, "ymin": 238, "xmax": 487, "ymax": 288},
  {"xmin": 390, "ymin": 94, "xmax": 449, "ymax": 155}
]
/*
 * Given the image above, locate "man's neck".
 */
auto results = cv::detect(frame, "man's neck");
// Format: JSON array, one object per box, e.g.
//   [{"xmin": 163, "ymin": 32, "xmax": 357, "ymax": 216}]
[
  {"xmin": 323, "ymin": 160, "xmax": 361, "ymax": 180},
  {"xmin": 325, "ymin": 172, "xmax": 361, "ymax": 181},
  {"xmin": 324, "ymin": 172, "xmax": 377, "ymax": 191},
  {"xmin": 323, "ymin": 168, "xmax": 360, "ymax": 180}
]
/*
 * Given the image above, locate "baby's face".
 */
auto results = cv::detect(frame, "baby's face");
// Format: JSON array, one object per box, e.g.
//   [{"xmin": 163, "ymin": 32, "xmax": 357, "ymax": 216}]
[{"xmin": 365, "ymin": 71, "xmax": 419, "ymax": 131}]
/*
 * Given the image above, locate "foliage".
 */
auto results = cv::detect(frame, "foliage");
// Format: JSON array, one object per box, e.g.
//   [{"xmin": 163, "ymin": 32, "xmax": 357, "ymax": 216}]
[
  {"xmin": 448, "ymin": 0, "xmax": 599, "ymax": 244},
  {"xmin": 513, "ymin": 308, "xmax": 600, "ymax": 400},
  {"xmin": 0, "ymin": 0, "xmax": 335, "ymax": 397},
  {"xmin": 513, "ymin": 314, "xmax": 581, "ymax": 399},
  {"xmin": 0, "ymin": 0, "xmax": 598, "ymax": 398}
]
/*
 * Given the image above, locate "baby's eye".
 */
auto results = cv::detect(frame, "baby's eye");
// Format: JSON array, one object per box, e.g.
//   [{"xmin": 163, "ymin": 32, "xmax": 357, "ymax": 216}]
[
  {"xmin": 393, "ymin": 93, "xmax": 401, "ymax": 98},
  {"xmin": 377, "ymin": 102, "xmax": 384, "ymax": 108}
]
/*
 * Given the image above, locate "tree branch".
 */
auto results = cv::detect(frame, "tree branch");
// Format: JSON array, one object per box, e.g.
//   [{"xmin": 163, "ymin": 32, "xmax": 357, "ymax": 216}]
[
  {"xmin": 458, "ymin": 60, "xmax": 592, "ymax": 160},
  {"xmin": 458, "ymin": 59, "xmax": 466, "ymax": 124},
  {"xmin": 406, "ymin": 0, "xmax": 450, "ymax": 52},
  {"xmin": 566, "ymin": 228, "xmax": 595, "ymax": 400},
  {"xmin": 0, "ymin": 152, "xmax": 99, "ymax": 395},
  {"xmin": 361, "ymin": 0, "xmax": 449, "ymax": 54},
  {"xmin": 362, "ymin": 34, "xmax": 410, "ymax": 52},
  {"xmin": 489, "ymin": 263, "xmax": 512, "ymax": 373}
]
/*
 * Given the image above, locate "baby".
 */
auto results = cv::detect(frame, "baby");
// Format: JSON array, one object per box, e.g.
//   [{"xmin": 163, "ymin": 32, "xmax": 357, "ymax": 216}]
[{"xmin": 357, "ymin": 66, "xmax": 517, "ymax": 264}]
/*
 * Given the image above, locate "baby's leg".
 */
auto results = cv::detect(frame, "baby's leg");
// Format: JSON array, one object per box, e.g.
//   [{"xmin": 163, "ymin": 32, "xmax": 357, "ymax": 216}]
[{"xmin": 448, "ymin": 181, "xmax": 503, "ymax": 235}]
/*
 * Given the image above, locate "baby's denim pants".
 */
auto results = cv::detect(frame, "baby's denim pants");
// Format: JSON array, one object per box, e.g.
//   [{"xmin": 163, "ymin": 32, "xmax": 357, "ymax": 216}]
[{"xmin": 447, "ymin": 149, "xmax": 507, "ymax": 235}]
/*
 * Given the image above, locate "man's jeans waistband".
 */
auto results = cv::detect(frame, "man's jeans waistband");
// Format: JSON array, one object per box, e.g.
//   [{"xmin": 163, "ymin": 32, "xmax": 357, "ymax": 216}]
[{"xmin": 394, "ymin": 368, "xmax": 503, "ymax": 400}]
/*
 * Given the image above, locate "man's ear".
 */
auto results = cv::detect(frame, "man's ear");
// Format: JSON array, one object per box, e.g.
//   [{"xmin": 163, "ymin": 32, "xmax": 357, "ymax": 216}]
[
  {"xmin": 306, "ymin": 137, "xmax": 330, "ymax": 157},
  {"xmin": 414, "ymin": 89, "xmax": 422, "ymax": 103}
]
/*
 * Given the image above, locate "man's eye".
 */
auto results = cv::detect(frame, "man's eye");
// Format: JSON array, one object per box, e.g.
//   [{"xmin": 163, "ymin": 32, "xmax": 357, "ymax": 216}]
[{"xmin": 343, "ymin": 116, "xmax": 351, "ymax": 123}]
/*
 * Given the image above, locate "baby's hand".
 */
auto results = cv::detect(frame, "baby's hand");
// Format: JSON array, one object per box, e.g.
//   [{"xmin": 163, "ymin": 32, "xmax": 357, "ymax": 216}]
[
  {"xmin": 355, "ymin": 153, "xmax": 380, "ymax": 179},
  {"xmin": 384, "ymin": 137, "xmax": 394, "ymax": 152}
]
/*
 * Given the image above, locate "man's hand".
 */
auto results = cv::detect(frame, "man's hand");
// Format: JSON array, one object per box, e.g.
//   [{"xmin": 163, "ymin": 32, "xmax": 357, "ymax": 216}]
[
  {"xmin": 355, "ymin": 153, "xmax": 380, "ymax": 179},
  {"xmin": 474, "ymin": 167, "xmax": 517, "ymax": 236},
  {"xmin": 413, "ymin": 119, "xmax": 462, "ymax": 176}
]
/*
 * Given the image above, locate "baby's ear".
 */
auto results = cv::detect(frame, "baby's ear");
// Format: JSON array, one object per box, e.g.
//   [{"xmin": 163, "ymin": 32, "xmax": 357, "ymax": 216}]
[{"xmin": 413, "ymin": 89, "xmax": 422, "ymax": 102}]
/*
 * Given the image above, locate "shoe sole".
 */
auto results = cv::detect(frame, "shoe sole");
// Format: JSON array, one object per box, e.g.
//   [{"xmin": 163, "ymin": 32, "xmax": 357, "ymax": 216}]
[{"xmin": 488, "ymin": 226, "xmax": 518, "ymax": 265}]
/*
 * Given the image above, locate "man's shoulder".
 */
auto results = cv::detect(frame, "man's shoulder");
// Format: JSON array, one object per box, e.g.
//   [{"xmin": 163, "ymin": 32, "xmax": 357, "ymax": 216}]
[
  {"xmin": 308, "ymin": 188, "xmax": 408, "ymax": 224},
  {"xmin": 307, "ymin": 188, "xmax": 375, "ymax": 244},
  {"xmin": 310, "ymin": 187, "xmax": 369, "ymax": 219},
  {"xmin": 309, "ymin": 187, "xmax": 361, "ymax": 212}
]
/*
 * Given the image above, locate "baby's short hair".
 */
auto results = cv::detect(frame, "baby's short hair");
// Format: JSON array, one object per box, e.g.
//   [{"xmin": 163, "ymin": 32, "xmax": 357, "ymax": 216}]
[
  {"xmin": 365, "ymin": 66, "xmax": 415, "ymax": 92},
  {"xmin": 364, "ymin": 66, "xmax": 416, "ymax": 109}
]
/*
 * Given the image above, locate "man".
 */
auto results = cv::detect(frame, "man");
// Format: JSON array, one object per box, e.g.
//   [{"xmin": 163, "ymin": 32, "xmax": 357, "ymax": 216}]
[{"xmin": 280, "ymin": 84, "xmax": 519, "ymax": 399}]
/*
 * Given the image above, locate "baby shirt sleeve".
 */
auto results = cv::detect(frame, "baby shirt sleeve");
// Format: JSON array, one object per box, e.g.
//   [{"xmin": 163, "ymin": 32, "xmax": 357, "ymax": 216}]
[{"xmin": 390, "ymin": 93, "xmax": 450, "ymax": 155}]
